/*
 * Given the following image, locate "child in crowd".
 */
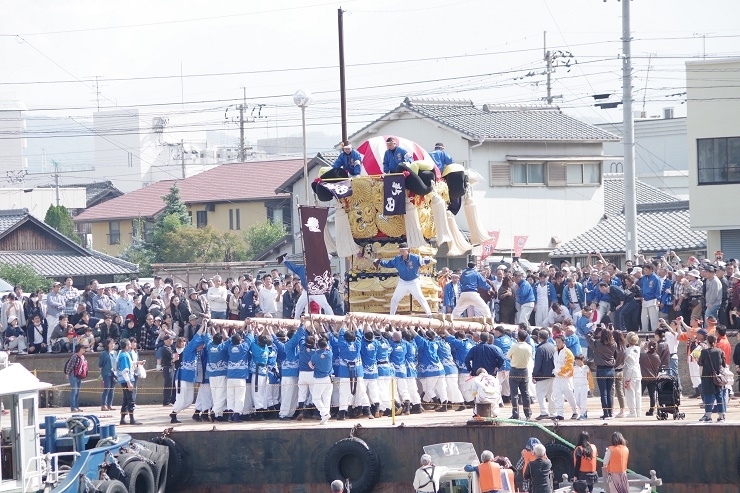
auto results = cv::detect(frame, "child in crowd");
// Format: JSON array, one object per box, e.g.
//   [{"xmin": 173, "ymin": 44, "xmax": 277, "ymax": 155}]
[{"xmin": 573, "ymin": 354, "xmax": 590, "ymax": 419}]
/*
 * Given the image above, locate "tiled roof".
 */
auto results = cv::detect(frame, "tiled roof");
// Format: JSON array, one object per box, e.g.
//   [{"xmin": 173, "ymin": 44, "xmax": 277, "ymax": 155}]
[
  {"xmin": 275, "ymin": 152, "xmax": 337, "ymax": 193},
  {"xmin": 350, "ymin": 98, "xmax": 620, "ymax": 142},
  {"xmin": 603, "ymin": 174, "xmax": 680, "ymax": 216},
  {"xmin": 0, "ymin": 209, "xmax": 138, "ymax": 276},
  {"xmin": 0, "ymin": 252, "xmax": 137, "ymax": 276},
  {"xmin": 60, "ymin": 181, "xmax": 123, "ymax": 205},
  {"xmin": 75, "ymin": 159, "xmax": 304, "ymax": 222},
  {"xmin": 551, "ymin": 205, "xmax": 706, "ymax": 256}
]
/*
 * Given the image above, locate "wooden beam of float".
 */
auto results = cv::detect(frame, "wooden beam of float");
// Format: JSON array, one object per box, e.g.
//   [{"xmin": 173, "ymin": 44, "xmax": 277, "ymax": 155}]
[{"xmin": 205, "ymin": 312, "xmax": 521, "ymax": 333}]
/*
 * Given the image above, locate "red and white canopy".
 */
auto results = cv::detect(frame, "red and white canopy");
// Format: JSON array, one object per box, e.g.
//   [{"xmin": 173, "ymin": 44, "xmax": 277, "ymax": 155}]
[{"xmin": 355, "ymin": 136, "xmax": 441, "ymax": 178}]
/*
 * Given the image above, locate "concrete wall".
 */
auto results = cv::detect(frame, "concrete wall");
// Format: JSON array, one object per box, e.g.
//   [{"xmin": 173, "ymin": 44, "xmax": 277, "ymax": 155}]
[{"xmin": 687, "ymin": 59, "xmax": 740, "ymax": 231}]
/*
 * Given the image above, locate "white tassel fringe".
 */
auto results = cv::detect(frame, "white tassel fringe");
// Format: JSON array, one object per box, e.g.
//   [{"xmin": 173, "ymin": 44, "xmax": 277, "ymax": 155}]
[
  {"xmin": 430, "ymin": 192, "xmax": 451, "ymax": 246},
  {"xmin": 334, "ymin": 207, "xmax": 361, "ymax": 258},
  {"xmin": 324, "ymin": 218, "xmax": 337, "ymax": 254},
  {"xmin": 446, "ymin": 210, "xmax": 472, "ymax": 256},
  {"xmin": 403, "ymin": 198, "xmax": 427, "ymax": 248},
  {"xmin": 463, "ymin": 196, "xmax": 491, "ymax": 245}
]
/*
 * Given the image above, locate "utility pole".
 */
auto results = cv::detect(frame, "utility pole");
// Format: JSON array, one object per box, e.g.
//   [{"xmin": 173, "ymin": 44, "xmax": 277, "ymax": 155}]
[
  {"xmin": 52, "ymin": 160, "xmax": 61, "ymax": 206},
  {"xmin": 94, "ymin": 76, "xmax": 101, "ymax": 112},
  {"xmin": 542, "ymin": 32, "xmax": 563, "ymax": 105},
  {"xmin": 180, "ymin": 140, "xmax": 186, "ymax": 179},
  {"xmin": 338, "ymin": 7, "xmax": 348, "ymax": 142},
  {"xmin": 239, "ymin": 87, "xmax": 246, "ymax": 162},
  {"xmin": 621, "ymin": 0, "xmax": 638, "ymax": 261}
]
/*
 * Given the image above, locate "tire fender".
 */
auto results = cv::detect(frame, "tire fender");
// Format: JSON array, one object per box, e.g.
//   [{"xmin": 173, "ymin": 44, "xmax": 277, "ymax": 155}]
[
  {"xmin": 324, "ymin": 437, "xmax": 381, "ymax": 493},
  {"xmin": 121, "ymin": 460, "xmax": 156, "ymax": 493},
  {"xmin": 545, "ymin": 442, "xmax": 575, "ymax": 488}
]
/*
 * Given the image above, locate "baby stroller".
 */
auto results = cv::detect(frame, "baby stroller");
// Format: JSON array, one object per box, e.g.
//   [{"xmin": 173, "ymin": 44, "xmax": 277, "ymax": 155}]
[{"xmin": 655, "ymin": 366, "xmax": 685, "ymax": 420}]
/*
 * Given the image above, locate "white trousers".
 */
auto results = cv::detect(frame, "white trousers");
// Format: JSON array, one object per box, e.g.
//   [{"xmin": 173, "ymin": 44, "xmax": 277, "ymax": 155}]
[
  {"xmin": 689, "ymin": 357, "xmax": 701, "ymax": 388},
  {"xmin": 297, "ymin": 371, "xmax": 314, "ymax": 403},
  {"xmin": 406, "ymin": 378, "xmax": 421, "ymax": 404},
  {"xmin": 394, "ymin": 376, "xmax": 411, "ymax": 402},
  {"xmin": 596, "ymin": 301, "xmax": 610, "ymax": 325},
  {"xmin": 172, "ymin": 381, "xmax": 195, "ymax": 414},
  {"xmin": 46, "ymin": 315, "xmax": 58, "ymax": 345},
  {"xmin": 498, "ymin": 370, "xmax": 510, "ymax": 398},
  {"xmin": 331, "ymin": 379, "xmax": 340, "ymax": 406},
  {"xmin": 194, "ymin": 383, "xmax": 213, "ymax": 411},
  {"xmin": 624, "ymin": 378, "xmax": 642, "ymax": 417},
  {"xmin": 452, "ymin": 292, "xmax": 492, "ymax": 318},
  {"xmin": 458, "ymin": 373, "xmax": 474, "ymax": 402},
  {"xmin": 241, "ymin": 382, "xmax": 254, "ymax": 414},
  {"xmin": 641, "ymin": 303, "xmax": 660, "ymax": 332},
  {"xmin": 338, "ymin": 377, "xmax": 369, "ymax": 410},
  {"xmin": 421, "ymin": 376, "xmax": 449, "ymax": 403},
  {"xmin": 552, "ymin": 377, "xmax": 577, "ymax": 417},
  {"xmin": 365, "ymin": 378, "xmax": 380, "ymax": 404},
  {"xmin": 311, "ymin": 376, "xmax": 333, "ymax": 419},
  {"xmin": 251, "ymin": 374, "xmax": 269, "ymax": 410},
  {"xmin": 268, "ymin": 382, "xmax": 280, "ymax": 407},
  {"xmin": 574, "ymin": 382, "xmax": 589, "ymax": 416},
  {"xmin": 445, "ymin": 373, "xmax": 464, "ymax": 403},
  {"xmin": 535, "ymin": 379, "xmax": 555, "ymax": 416},
  {"xmin": 293, "ymin": 292, "xmax": 335, "ymax": 319},
  {"xmin": 279, "ymin": 376, "xmax": 298, "ymax": 417},
  {"xmin": 210, "ymin": 375, "xmax": 227, "ymax": 415},
  {"xmin": 535, "ymin": 302, "xmax": 549, "ymax": 327},
  {"xmin": 377, "ymin": 375, "xmax": 393, "ymax": 409},
  {"xmin": 518, "ymin": 302, "xmax": 534, "ymax": 325},
  {"xmin": 390, "ymin": 279, "xmax": 431, "ymax": 315},
  {"xmin": 226, "ymin": 378, "xmax": 246, "ymax": 413}
]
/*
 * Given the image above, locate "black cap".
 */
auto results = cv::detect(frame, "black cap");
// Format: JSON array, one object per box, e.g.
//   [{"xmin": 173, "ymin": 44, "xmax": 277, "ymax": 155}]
[{"xmin": 398, "ymin": 242, "xmax": 409, "ymax": 249}]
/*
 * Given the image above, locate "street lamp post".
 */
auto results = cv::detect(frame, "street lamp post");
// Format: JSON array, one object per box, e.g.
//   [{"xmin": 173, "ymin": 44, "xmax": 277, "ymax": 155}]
[{"xmin": 293, "ymin": 89, "xmax": 313, "ymax": 205}]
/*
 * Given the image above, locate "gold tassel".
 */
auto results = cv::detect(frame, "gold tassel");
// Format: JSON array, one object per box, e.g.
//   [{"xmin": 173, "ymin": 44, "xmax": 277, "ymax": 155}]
[
  {"xmin": 324, "ymin": 220, "xmax": 337, "ymax": 255},
  {"xmin": 430, "ymin": 192, "xmax": 451, "ymax": 247},
  {"xmin": 463, "ymin": 196, "xmax": 491, "ymax": 245},
  {"xmin": 334, "ymin": 207, "xmax": 361, "ymax": 258},
  {"xmin": 446, "ymin": 210, "xmax": 472, "ymax": 256},
  {"xmin": 403, "ymin": 197, "xmax": 427, "ymax": 248}
]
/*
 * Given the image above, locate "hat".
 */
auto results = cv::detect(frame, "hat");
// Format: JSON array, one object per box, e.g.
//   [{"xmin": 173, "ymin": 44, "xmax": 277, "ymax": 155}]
[
  {"xmin": 341, "ymin": 140, "xmax": 352, "ymax": 149},
  {"xmin": 704, "ymin": 265, "xmax": 716, "ymax": 273},
  {"xmin": 125, "ymin": 314, "xmax": 136, "ymax": 321},
  {"xmin": 385, "ymin": 137, "xmax": 395, "ymax": 144},
  {"xmin": 127, "ymin": 289, "xmax": 135, "ymax": 294},
  {"xmin": 687, "ymin": 269, "xmax": 701, "ymax": 278},
  {"xmin": 434, "ymin": 142, "xmax": 444, "ymax": 148},
  {"xmin": 154, "ymin": 316, "xmax": 162, "ymax": 321},
  {"xmin": 8, "ymin": 315, "xmax": 17, "ymax": 323},
  {"xmin": 398, "ymin": 242, "xmax": 409, "ymax": 250},
  {"xmin": 676, "ymin": 269, "xmax": 685, "ymax": 276},
  {"xmin": 188, "ymin": 314, "xmax": 198, "ymax": 320},
  {"xmin": 164, "ymin": 284, "xmax": 173, "ymax": 290},
  {"xmin": 188, "ymin": 288, "xmax": 197, "ymax": 296},
  {"xmin": 697, "ymin": 328, "xmax": 708, "ymax": 337},
  {"xmin": 174, "ymin": 283, "xmax": 182, "ymax": 289},
  {"xmin": 732, "ymin": 272, "xmax": 740, "ymax": 281}
]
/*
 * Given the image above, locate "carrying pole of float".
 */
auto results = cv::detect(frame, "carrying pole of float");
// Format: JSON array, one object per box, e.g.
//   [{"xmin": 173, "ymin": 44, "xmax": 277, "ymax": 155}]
[
  {"xmin": 206, "ymin": 312, "xmax": 504, "ymax": 333},
  {"xmin": 338, "ymin": 7, "xmax": 348, "ymax": 142}
]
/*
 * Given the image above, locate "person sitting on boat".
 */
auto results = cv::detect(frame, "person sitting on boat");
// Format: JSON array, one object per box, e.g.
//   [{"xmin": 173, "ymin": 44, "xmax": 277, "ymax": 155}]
[
  {"xmin": 429, "ymin": 142, "xmax": 454, "ymax": 174},
  {"xmin": 464, "ymin": 450, "xmax": 504, "ymax": 493},
  {"xmin": 382, "ymin": 137, "xmax": 412, "ymax": 173},
  {"xmin": 332, "ymin": 141, "xmax": 363, "ymax": 176},
  {"xmin": 572, "ymin": 431, "xmax": 598, "ymax": 492},
  {"xmin": 412, "ymin": 454, "xmax": 448, "ymax": 493},
  {"xmin": 517, "ymin": 438, "xmax": 544, "ymax": 493},
  {"xmin": 330, "ymin": 479, "xmax": 345, "ymax": 493},
  {"xmin": 524, "ymin": 444, "xmax": 552, "ymax": 493}
]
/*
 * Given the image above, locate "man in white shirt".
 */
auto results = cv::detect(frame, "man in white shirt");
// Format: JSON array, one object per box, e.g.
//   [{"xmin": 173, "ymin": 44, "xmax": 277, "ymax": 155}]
[
  {"xmin": 662, "ymin": 318, "xmax": 682, "ymax": 392},
  {"xmin": 207, "ymin": 275, "xmax": 229, "ymax": 319},
  {"xmin": 258, "ymin": 275, "xmax": 279, "ymax": 317},
  {"xmin": 412, "ymin": 454, "xmax": 448, "ymax": 493},
  {"xmin": 115, "ymin": 289, "xmax": 135, "ymax": 319},
  {"xmin": 542, "ymin": 303, "xmax": 572, "ymax": 328}
]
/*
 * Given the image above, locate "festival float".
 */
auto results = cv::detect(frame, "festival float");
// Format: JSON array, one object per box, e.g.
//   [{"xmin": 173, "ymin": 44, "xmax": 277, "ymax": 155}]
[{"xmin": 311, "ymin": 135, "xmax": 491, "ymax": 315}]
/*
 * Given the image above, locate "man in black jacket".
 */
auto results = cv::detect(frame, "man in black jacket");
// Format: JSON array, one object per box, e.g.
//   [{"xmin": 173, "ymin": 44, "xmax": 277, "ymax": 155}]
[{"xmin": 532, "ymin": 329, "xmax": 556, "ymax": 420}]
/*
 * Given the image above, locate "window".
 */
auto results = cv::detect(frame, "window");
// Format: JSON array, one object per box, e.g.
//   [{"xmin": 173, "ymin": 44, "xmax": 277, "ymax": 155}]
[
  {"xmin": 236, "ymin": 209, "xmax": 241, "ymax": 230},
  {"xmin": 512, "ymin": 163, "xmax": 545, "ymax": 185},
  {"xmin": 143, "ymin": 221, "xmax": 154, "ymax": 242},
  {"xmin": 196, "ymin": 211, "xmax": 208, "ymax": 228},
  {"xmin": 566, "ymin": 163, "xmax": 601, "ymax": 184},
  {"xmin": 108, "ymin": 221, "xmax": 120, "ymax": 245},
  {"xmin": 698, "ymin": 137, "xmax": 740, "ymax": 185},
  {"xmin": 229, "ymin": 209, "xmax": 234, "ymax": 230}
]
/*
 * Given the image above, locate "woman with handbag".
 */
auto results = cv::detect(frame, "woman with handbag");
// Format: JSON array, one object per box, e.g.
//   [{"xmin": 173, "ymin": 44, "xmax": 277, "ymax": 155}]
[{"xmin": 698, "ymin": 334, "xmax": 727, "ymax": 422}]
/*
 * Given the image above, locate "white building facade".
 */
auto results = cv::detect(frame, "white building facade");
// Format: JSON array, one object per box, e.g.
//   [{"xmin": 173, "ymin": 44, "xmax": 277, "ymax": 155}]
[
  {"xmin": 687, "ymin": 58, "xmax": 740, "ymax": 259},
  {"xmin": 0, "ymin": 100, "xmax": 28, "ymax": 181}
]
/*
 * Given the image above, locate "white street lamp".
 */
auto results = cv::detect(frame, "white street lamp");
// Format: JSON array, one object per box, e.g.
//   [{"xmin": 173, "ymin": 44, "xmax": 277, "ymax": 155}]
[{"xmin": 293, "ymin": 89, "xmax": 313, "ymax": 205}]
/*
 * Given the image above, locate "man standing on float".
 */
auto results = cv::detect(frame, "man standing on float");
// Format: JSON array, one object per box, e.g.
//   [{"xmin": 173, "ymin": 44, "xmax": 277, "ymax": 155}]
[
  {"xmin": 374, "ymin": 242, "xmax": 432, "ymax": 316},
  {"xmin": 278, "ymin": 255, "xmax": 334, "ymax": 318}
]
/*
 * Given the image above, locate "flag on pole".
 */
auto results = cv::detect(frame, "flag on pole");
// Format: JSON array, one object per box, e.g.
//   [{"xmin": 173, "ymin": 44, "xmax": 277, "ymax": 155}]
[
  {"xmin": 480, "ymin": 230, "xmax": 501, "ymax": 262},
  {"xmin": 299, "ymin": 206, "xmax": 333, "ymax": 295},
  {"xmin": 382, "ymin": 174, "xmax": 406, "ymax": 215},
  {"xmin": 317, "ymin": 179, "xmax": 353, "ymax": 200},
  {"xmin": 513, "ymin": 235, "xmax": 528, "ymax": 257}
]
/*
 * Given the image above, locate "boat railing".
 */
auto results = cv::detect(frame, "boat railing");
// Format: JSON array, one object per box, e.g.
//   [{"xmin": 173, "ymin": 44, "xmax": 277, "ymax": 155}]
[{"xmin": 23, "ymin": 451, "xmax": 80, "ymax": 492}]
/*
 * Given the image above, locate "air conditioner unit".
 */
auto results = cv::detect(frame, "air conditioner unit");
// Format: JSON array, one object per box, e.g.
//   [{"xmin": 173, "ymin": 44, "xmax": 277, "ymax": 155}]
[
  {"xmin": 663, "ymin": 107, "xmax": 674, "ymax": 119},
  {"xmin": 204, "ymin": 203, "xmax": 216, "ymax": 212}
]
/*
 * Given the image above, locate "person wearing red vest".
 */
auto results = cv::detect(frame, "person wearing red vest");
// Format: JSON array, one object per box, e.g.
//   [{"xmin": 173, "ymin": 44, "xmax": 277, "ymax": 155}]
[
  {"xmin": 572, "ymin": 431, "xmax": 598, "ymax": 492},
  {"xmin": 603, "ymin": 431, "xmax": 629, "ymax": 493},
  {"xmin": 464, "ymin": 450, "xmax": 503, "ymax": 493}
]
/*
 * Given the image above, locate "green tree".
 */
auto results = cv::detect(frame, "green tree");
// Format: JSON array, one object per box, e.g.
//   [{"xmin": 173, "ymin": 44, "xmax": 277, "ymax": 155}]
[
  {"xmin": 44, "ymin": 204, "xmax": 81, "ymax": 245},
  {"xmin": 244, "ymin": 220, "xmax": 287, "ymax": 260},
  {"xmin": 157, "ymin": 182, "xmax": 190, "ymax": 229},
  {"xmin": 119, "ymin": 234, "xmax": 155, "ymax": 276},
  {"xmin": 0, "ymin": 263, "xmax": 53, "ymax": 292}
]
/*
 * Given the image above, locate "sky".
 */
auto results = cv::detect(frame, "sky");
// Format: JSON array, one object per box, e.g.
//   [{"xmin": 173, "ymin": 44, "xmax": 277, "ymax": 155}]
[{"xmin": 1, "ymin": 0, "xmax": 739, "ymax": 171}]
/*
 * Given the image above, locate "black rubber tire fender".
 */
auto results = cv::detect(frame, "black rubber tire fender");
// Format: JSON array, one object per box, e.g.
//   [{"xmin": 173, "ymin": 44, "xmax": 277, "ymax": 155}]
[
  {"xmin": 545, "ymin": 442, "xmax": 575, "ymax": 488},
  {"xmin": 121, "ymin": 460, "xmax": 156, "ymax": 493},
  {"xmin": 324, "ymin": 437, "xmax": 381, "ymax": 493},
  {"xmin": 91, "ymin": 479, "xmax": 128, "ymax": 493},
  {"xmin": 151, "ymin": 436, "xmax": 185, "ymax": 489},
  {"xmin": 106, "ymin": 454, "xmax": 142, "ymax": 482}
]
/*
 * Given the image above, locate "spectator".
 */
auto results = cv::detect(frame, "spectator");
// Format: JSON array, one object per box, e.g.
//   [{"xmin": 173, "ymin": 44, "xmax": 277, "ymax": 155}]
[
  {"xmin": 25, "ymin": 314, "xmax": 47, "ymax": 355},
  {"xmin": 64, "ymin": 340, "xmax": 89, "ymax": 412},
  {"xmin": 98, "ymin": 338, "xmax": 117, "ymax": 411},
  {"xmin": 4, "ymin": 316, "xmax": 27, "ymax": 354}
]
